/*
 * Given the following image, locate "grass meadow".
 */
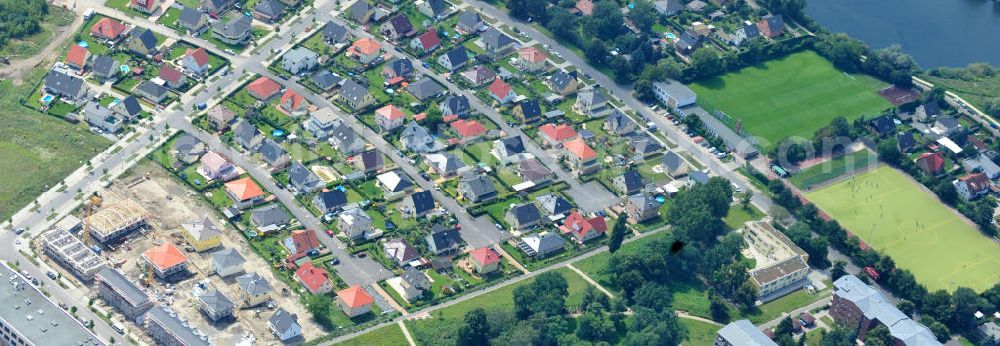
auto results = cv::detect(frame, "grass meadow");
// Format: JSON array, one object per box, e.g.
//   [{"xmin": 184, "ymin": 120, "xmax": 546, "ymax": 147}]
[
  {"xmin": 805, "ymin": 166, "xmax": 1000, "ymax": 291},
  {"xmin": 690, "ymin": 50, "xmax": 891, "ymax": 149}
]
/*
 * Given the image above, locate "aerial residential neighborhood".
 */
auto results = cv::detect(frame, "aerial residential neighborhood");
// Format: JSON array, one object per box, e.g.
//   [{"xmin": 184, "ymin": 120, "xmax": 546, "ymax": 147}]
[{"xmin": 3, "ymin": 0, "xmax": 1000, "ymax": 345}]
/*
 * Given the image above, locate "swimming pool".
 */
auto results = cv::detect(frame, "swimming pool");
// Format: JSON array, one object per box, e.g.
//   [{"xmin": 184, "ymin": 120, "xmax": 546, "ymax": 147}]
[
  {"xmin": 39, "ymin": 94, "xmax": 55, "ymax": 105},
  {"xmin": 78, "ymin": 41, "xmax": 88, "ymax": 48},
  {"xmin": 665, "ymin": 33, "xmax": 678, "ymax": 40}
]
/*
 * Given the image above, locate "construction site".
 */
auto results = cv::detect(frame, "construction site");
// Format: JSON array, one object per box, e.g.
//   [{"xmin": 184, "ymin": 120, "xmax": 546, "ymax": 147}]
[{"xmin": 37, "ymin": 161, "xmax": 323, "ymax": 344}]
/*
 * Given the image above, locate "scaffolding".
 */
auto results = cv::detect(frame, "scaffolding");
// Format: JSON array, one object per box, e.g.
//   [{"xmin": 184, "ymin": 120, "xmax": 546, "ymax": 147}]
[{"xmin": 86, "ymin": 198, "xmax": 148, "ymax": 244}]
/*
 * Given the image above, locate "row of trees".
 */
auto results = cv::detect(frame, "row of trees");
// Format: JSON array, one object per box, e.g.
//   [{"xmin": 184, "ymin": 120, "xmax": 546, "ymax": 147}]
[{"xmin": 0, "ymin": 0, "xmax": 49, "ymax": 49}]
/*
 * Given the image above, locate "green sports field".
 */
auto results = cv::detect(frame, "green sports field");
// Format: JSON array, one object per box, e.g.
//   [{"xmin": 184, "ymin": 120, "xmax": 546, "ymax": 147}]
[
  {"xmin": 690, "ymin": 51, "xmax": 891, "ymax": 149},
  {"xmin": 805, "ymin": 166, "xmax": 1000, "ymax": 292}
]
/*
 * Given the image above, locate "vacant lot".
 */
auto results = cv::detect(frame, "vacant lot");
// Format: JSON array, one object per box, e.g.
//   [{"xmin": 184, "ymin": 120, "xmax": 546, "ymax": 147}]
[
  {"xmin": 0, "ymin": 70, "xmax": 109, "ymax": 221},
  {"xmin": 805, "ymin": 166, "xmax": 1000, "ymax": 291},
  {"xmin": 338, "ymin": 323, "xmax": 408, "ymax": 346},
  {"xmin": 690, "ymin": 51, "xmax": 890, "ymax": 148}
]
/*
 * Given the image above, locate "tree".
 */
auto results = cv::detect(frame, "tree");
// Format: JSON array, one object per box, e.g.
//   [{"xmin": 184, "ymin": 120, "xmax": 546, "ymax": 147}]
[
  {"xmin": 634, "ymin": 78, "xmax": 656, "ymax": 103},
  {"xmin": 583, "ymin": 0, "xmax": 625, "ymax": 40},
  {"xmin": 864, "ymin": 325, "xmax": 892, "ymax": 346},
  {"xmin": 877, "ymin": 138, "xmax": 903, "ymax": 166},
  {"xmin": 579, "ymin": 286, "xmax": 609, "ymax": 313},
  {"xmin": 830, "ymin": 260, "xmax": 847, "ymax": 281},
  {"xmin": 771, "ymin": 138, "xmax": 809, "ymax": 166},
  {"xmin": 689, "ymin": 47, "xmax": 724, "ymax": 79},
  {"xmin": 932, "ymin": 180, "xmax": 959, "ymax": 206},
  {"xmin": 576, "ymin": 312, "xmax": 614, "ymax": 341},
  {"xmin": 950, "ymin": 287, "xmax": 984, "ymax": 333},
  {"xmin": 545, "ymin": 7, "xmax": 578, "ymax": 40},
  {"xmin": 628, "ymin": 1, "xmax": 657, "ymax": 33},
  {"xmin": 305, "ymin": 294, "xmax": 333, "ymax": 328},
  {"xmin": 632, "ymin": 282, "xmax": 672, "ymax": 312},
  {"xmin": 923, "ymin": 290, "xmax": 955, "ymax": 323},
  {"xmin": 740, "ymin": 191, "xmax": 753, "ymax": 210},
  {"xmin": 457, "ymin": 308, "xmax": 490, "ymax": 346},
  {"xmin": 608, "ymin": 216, "xmax": 628, "ymax": 253},
  {"xmin": 709, "ymin": 293, "xmax": 730, "ymax": 322},
  {"xmin": 584, "ymin": 38, "xmax": 607, "ymax": 64},
  {"xmin": 513, "ymin": 272, "xmax": 569, "ymax": 319},
  {"xmin": 819, "ymin": 327, "xmax": 858, "ymax": 346},
  {"xmin": 508, "ymin": 0, "xmax": 548, "ymax": 22},
  {"xmin": 919, "ymin": 316, "xmax": 951, "ymax": 342}
]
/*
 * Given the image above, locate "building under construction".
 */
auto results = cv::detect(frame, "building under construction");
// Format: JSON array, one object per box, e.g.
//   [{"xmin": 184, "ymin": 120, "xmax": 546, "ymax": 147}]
[
  {"xmin": 144, "ymin": 306, "xmax": 211, "ymax": 346},
  {"xmin": 40, "ymin": 228, "xmax": 106, "ymax": 281},
  {"xmin": 86, "ymin": 199, "xmax": 148, "ymax": 244},
  {"xmin": 95, "ymin": 267, "xmax": 154, "ymax": 323}
]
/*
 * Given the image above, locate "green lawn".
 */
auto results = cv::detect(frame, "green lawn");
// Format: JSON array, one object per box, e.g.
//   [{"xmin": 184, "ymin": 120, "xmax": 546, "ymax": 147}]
[
  {"xmin": 408, "ymin": 267, "xmax": 589, "ymax": 344},
  {"xmin": 805, "ymin": 166, "xmax": 1000, "ymax": 291},
  {"xmin": 0, "ymin": 7, "xmax": 75, "ymax": 58},
  {"xmin": 790, "ymin": 149, "xmax": 876, "ymax": 190},
  {"xmin": 747, "ymin": 287, "xmax": 831, "ymax": 324},
  {"xmin": 0, "ymin": 69, "xmax": 109, "ymax": 221},
  {"xmin": 680, "ymin": 318, "xmax": 720, "ymax": 346},
  {"xmin": 337, "ymin": 323, "xmax": 408, "ymax": 346},
  {"xmin": 690, "ymin": 50, "xmax": 890, "ymax": 149},
  {"xmin": 723, "ymin": 204, "xmax": 764, "ymax": 230}
]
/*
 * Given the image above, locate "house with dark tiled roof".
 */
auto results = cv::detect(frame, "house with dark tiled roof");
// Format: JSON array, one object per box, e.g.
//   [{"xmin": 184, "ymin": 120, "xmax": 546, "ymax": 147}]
[
  {"xmin": 339, "ymin": 79, "xmax": 374, "ymax": 110},
  {"xmin": 830, "ymin": 275, "xmax": 940, "ymax": 345},
  {"xmin": 178, "ymin": 7, "xmax": 208, "ymax": 35},
  {"xmin": 44, "ymin": 70, "xmax": 87, "ymax": 100},
  {"xmin": 128, "ymin": 28, "xmax": 159, "ymax": 57},
  {"xmin": 506, "ymin": 203, "xmax": 542, "ymax": 230},
  {"xmin": 384, "ymin": 238, "xmax": 419, "ymax": 266},
  {"xmin": 456, "ymin": 11, "xmax": 483, "ymax": 34},
  {"xmin": 479, "ymin": 28, "xmax": 516, "ymax": 57},
  {"xmin": 410, "ymin": 29, "xmax": 441, "ymax": 53},
  {"xmin": 232, "ymin": 119, "xmax": 264, "ymax": 151},
  {"xmin": 212, "ymin": 15, "xmax": 253, "ymax": 45},
  {"xmin": 236, "ymin": 272, "xmax": 272, "ymax": 307},
  {"xmin": 402, "ymin": 190, "xmax": 435, "ymax": 218},
  {"xmin": 461, "ymin": 65, "xmax": 496, "ymax": 87},
  {"xmin": 574, "ymin": 88, "xmax": 611, "ymax": 117},
  {"xmin": 322, "ymin": 21, "xmax": 351, "ymax": 46},
  {"xmin": 869, "ymin": 115, "xmax": 896, "ymax": 137},
  {"xmin": 626, "ymin": 194, "xmax": 659, "ymax": 223},
  {"xmin": 661, "ymin": 151, "xmax": 688, "ymax": 178},
  {"xmin": 520, "ymin": 232, "xmax": 565, "ymax": 258},
  {"xmin": 288, "ymin": 161, "xmax": 323, "ymax": 193},
  {"xmin": 518, "ymin": 158, "xmax": 553, "ymax": 185},
  {"xmin": 382, "ymin": 14, "xmax": 415, "ymax": 40},
  {"xmin": 418, "ymin": 0, "xmax": 449, "ymax": 19},
  {"xmin": 513, "ymin": 99, "xmax": 541, "ymax": 124},
  {"xmin": 630, "ymin": 135, "xmax": 663, "ymax": 158},
  {"xmin": 547, "ymin": 70, "xmax": 578, "ymax": 96},
  {"xmin": 329, "ymin": 120, "xmax": 366, "ymax": 154},
  {"xmin": 492, "ymin": 135, "xmax": 530, "ymax": 164},
  {"xmin": 115, "ymin": 95, "xmax": 143, "ymax": 120},
  {"xmin": 674, "ymin": 31, "xmax": 701, "ymax": 55},
  {"xmin": 311, "ymin": 71, "xmax": 343, "ymax": 92},
  {"xmin": 437, "ymin": 46, "xmax": 469, "ymax": 71},
  {"xmin": 393, "ymin": 267, "xmax": 431, "ymax": 302},
  {"xmin": 605, "ymin": 110, "xmax": 636, "ymax": 135},
  {"xmin": 91, "ymin": 55, "xmax": 119, "ymax": 80},
  {"xmin": 426, "ymin": 223, "xmax": 461, "ymax": 255},
  {"xmin": 426, "ymin": 152, "xmax": 467, "ymax": 177},
  {"xmin": 653, "ymin": 0, "xmax": 683, "ymax": 15},
  {"xmin": 268, "ymin": 309, "xmax": 301, "ymax": 342},
  {"xmin": 536, "ymin": 194, "xmax": 572, "ymax": 216},
  {"xmin": 314, "ymin": 188, "xmax": 348, "ymax": 214},
  {"xmin": 896, "ymin": 131, "xmax": 917, "ymax": 153},
  {"xmin": 346, "ymin": 1, "xmax": 375, "ymax": 24},
  {"xmin": 259, "ymin": 139, "xmax": 290, "ymax": 171},
  {"xmin": 282, "ymin": 47, "xmax": 318, "ymax": 75},
  {"xmin": 136, "ymin": 81, "xmax": 169, "ymax": 104},
  {"xmin": 382, "ymin": 58, "xmax": 414, "ymax": 84},
  {"xmin": 401, "ymin": 122, "xmax": 445, "ymax": 153},
  {"xmin": 376, "ymin": 170, "xmax": 414, "ymax": 199},
  {"xmin": 613, "ymin": 170, "xmax": 645, "ymax": 196},
  {"xmin": 352, "ymin": 149, "xmax": 385, "ymax": 174},
  {"xmin": 199, "ymin": 0, "xmax": 238, "ymax": 16},
  {"xmin": 440, "ymin": 95, "xmax": 470, "ymax": 117},
  {"xmin": 458, "ymin": 172, "xmax": 498, "ymax": 203},
  {"xmin": 253, "ymin": 0, "xmax": 286, "ymax": 23},
  {"xmin": 962, "ymin": 154, "xmax": 1000, "ymax": 179},
  {"xmin": 408, "ymin": 77, "xmax": 445, "ymax": 101}
]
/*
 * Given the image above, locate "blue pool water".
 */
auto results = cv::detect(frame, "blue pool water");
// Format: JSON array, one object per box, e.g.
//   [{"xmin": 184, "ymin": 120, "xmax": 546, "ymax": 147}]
[
  {"xmin": 272, "ymin": 129, "xmax": 285, "ymax": 137},
  {"xmin": 655, "ymin": 196, "xmax": 666, "ymax": 204},
  {"xmin": 78, "ymin": 41, "xmax": 88, "ymax": 48}
]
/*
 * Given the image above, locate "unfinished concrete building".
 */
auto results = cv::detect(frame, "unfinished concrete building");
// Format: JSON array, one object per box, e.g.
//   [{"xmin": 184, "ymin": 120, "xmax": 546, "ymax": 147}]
[
  {"xmin": 742, "ymin": 220, "xmax": 811, "ymax": 299},
  {"xmin": 87, "ymin": 199, "xmax": 147, "ymax": 244},
  {"xmin": 145, "ymin": 306, "xmax": 211, "ymax": 346},
  {"xmin": 41, "ymin": 228, "xmax": 107, "ymax": 280},
  {"xmin": 94, "ymin": 267, "xmax": 154, "ymax": 323}
]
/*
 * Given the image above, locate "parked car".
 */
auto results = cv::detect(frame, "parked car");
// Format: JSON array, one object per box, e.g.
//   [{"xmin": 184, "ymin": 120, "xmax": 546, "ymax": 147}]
[{"xmin": 325, "ymin": 229, "xmax": 335, "ymax": 237}]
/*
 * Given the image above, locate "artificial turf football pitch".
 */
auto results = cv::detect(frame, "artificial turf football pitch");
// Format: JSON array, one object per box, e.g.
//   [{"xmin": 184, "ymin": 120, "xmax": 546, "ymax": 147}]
[
  {"xmin": 690, "ymin": 50, "xmax": 891, "ymax": 149},
  {"xmin": 805, "ymin": 166, "xmax": 1000, "ymax": 292}
]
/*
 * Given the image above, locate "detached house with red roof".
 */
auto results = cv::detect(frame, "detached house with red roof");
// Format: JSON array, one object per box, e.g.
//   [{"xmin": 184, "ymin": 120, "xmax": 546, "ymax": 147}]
[
  {"xmin": 65, "ymin": 44, "xmax": 91, "ymax": 71},
  {"xmin": 248, "ymin": 76, "xmax": 282, "ymax": 101},
  {"xmin": 954, "ymin": 172, "xmax": 991, "ymax": 201},
  {"xmin": 181, "ymin": 47, "xmax": 211, "ymax": 76},
  {"xmin": 279, "ymin": 89, "xmax": 306, "ymax": 115},
  {"xmin": 376, "ymin": 104, "xmax": 406, "ymax": 131},
  {"xmin": 560, "ymin": 211, "xmax": 607, "ymax": 243},
  {"xmin": 131, "ymin": 0, "xmax": 159, "ymax": 14},
  {"xmin": 91, "ymin": 18, "xmax": 128, "ymax": 41},
  {"xmin": 349, "ymin": 37, "xmax": 382, "ymax": 64},
  {"xmin": 563, "ymin": 138, "xmax": 600, "ymax": 176},
  {"xmin": 295, "ymin": 262, "xmax": 333, "ymax": 294},
  {"xmin": 158, "ymin": 66, "xmax": 187, "ymax": 89},
  {"xmin": 283, "ymin": 229, "xmax": 322, "ymax": 255},
  {"xmin": 225, "ymin": 177, "xmax": 265, "ymax": 209},
  {"xmin": 915, "ymin": 152, "xmax": 945, "ymax": 176},
  {"xmin": 410, "ymin": 29, "xmax": 441, "ymax": 54},
  {"xmin": 488, "ymin": 77, "xmax": 516, "ymax": 104},
  {"xmin": 538, "ymin": 123, "xmax": 578, "ymax": 147},
  {"xmin": 336, "ymin": 285, "xmax": 374, "ymax": 317},
  {"xmin": 451, "ymin": 119, "xmax": 487, "ymax": 143},
  {"xmin": 516, "ymin": 46, "xmax": 548, "ymax": 73},
  {"xmin": 469, "ymin": 247, "xmax": 500, "ymax": 274},
  {"xmin": 143, "ymin": 243, "xmax": 189, "ymax": 279}
]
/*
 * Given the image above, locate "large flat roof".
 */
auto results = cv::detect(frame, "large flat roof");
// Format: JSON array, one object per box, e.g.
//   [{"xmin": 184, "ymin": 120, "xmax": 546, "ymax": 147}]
[{"xmin": 0, "ymin": 263, "xmax": 103, "ymax": 345}]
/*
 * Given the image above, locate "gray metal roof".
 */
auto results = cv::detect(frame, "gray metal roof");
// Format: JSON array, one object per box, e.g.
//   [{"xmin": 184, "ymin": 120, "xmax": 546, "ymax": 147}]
[
  {"xmin": 457, "ymin": 11, "xmax": 481, "ymax": 29},
  {"xmin": 137, "ymin": 81, "xmax": 168, "ymax": 97},
  {"xmin": 833, "ymin": 275, "xmax": 941, "ymax": 346},
  {"xmin": 716, "ymin": 320, "xmax": 777, "ymax": 346},
  {"xmin": 289, "ymin": 161, "xmax": 321, "ymax": 188},
  {"xmin": 145, "ymin": 307, "xmax": 210, "ymax": 346},
  {"xmin": 213, "ymin": 15, "xmax": 252, "ymax": 39},
  {"xmin": 252, "ymin": 204, "xmax": 290, "ymax": 227},
  {"xmin": 508, "ymin": 203, "xmax": 541, "ymax": 224},
  {"xmin": 268, "ymin": 308, "xmax": 299, "ymax": 334},
  {"xmin": 347, "ymin": 1, "xmax": 373, "ymax": 21},
  {"xmin": 212, "ymin": 247, "xmax": 246, "ymax": 268},
  {"xmin": 322, "ymin": 21, "xmax": 350, "ymax": 44},
  {"xmin": 459, "ymin": 173, "xmax": 497, "ymax": 198},
  {"xmin": 96, "ymin": 267, "xmax": 151, "ymax": 308},
  {"xmin": 284, "ymin": 47, "xmax": 318, "ymax": 64},
  {"xmin": 481, "ymin": 28, "xmax": 514, "ymax": 51},
  {"xmin": 118, "ymin": 95, "xmax": 142, "ymax": 117},
  {"xmin": 0, "ymin": 265, "xmax": 103, "ymax": 345},
  {"xmin": 407, "ymin": 77, "xmax": 445, "ymax": 100},
  {"xmin": 236, "ymin": 272, "xmax": 272, "ymax": 296},
  {"xmin": 199, "ymin": 289, "xmax": 234, "ymax": 315},
  {"xmin": 254, "ymin": 0, "xmax": 286, "ymax": 17},
  {"xmin": 259, "ymin": 139, "xmax": 287, "ymax": 164},
  {"xmin": 311, "ymin": 70, "xmax": 342, "ymax": 91}
]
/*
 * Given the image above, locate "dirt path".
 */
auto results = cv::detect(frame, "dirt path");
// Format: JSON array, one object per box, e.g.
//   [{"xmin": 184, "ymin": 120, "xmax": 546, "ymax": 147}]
[
  {"xmin": 566, "ymin": 263, "xmax": 615, "ymax": 298},
  {"xmin": 397, "ymin": 321, "xmax": 417, "ymax": 346},
  {"xmin": 0, "ymin": 10, "xmax": 83, "ymax": 79}
]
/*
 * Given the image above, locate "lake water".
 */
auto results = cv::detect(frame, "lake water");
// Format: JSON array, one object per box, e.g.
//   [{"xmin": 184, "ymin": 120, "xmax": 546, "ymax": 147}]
[{"xmin": 805, "ymin": 0, "xmax": 1000, "ymax": 69}]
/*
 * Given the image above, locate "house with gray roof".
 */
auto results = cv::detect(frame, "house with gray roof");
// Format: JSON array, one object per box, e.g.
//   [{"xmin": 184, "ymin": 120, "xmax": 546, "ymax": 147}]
[
  {"xmin": 418, "ymin": 0, "xmax": 449, "ymax": 19},
  {"xmin": 716, "ymin": 320, "xmax": 777, "ymax": 346},
  {"xmin": 396, "ymin": 267, "xmax": 431, "ymax": 301},
  {"xmin": 44, "ymin": 70, "xmax": 87, "ymax": 100},
  {"xmin": 354, "ymin": 149, "xmax": 385, "ymax": 173},
  {"xmin": 282, "ymin": 47, "xmax": 318, "ymax": 75},
  {"xmin": 831, "ymin": 275, "xmax": 940, "ymax": 345},
  {"xmin": 456, "ymin": 11, "xmax": 483, "ymax": 33},
  {"xmin": 458, "ymin": 172, "xmax": 497, "ymax": 203},
  {"xmin": 574, "ymin": 88, "xmax": 611, "ymax": 117},
  {"xmin": 513, "ymin": 99, "xmax": 542, "ymax": 123},
  {"xmin": 401, "ymin": 122, "xmax": 445, "ymax": 153},
  {"xmin": 339, "ymin": 79, "xmax": 374, "ymax": 110},
  {"xmin": 128, "ymin": 28, "xmax": 159, "ymax": 56},
  {"xmin": 605, "ymin": 110, "xmax": 636, "ymax": 135},
  {"xmin": 613, "ymin": 170, "xmax": 645, "ymax": 196},
  {"xmin": 311, "ymin": 70, "xmax": 343, "ymax": 92},
  {"xmin": 653, "ymin": 0, "xmax": 683, "ymax": 15},
  {"xmin": 314, "ymin": 189, "xmax": 348, "ymax": 213},
  {"xmin": 403, "ymin": 190, "xmax": 435, "ymax": 218},
  {"xmin": 479, "ymin": 28, "xmax": 516, "ymax": 56},
  {"xmin": 322, "ymin": 21, "xmax": 351, "ymax": 46},
  {"xmin": 200, "ymin": 0, "xmax": 238, "ymax": 16},
  {"xmin": 95, "ymin": 267, "xmax": 153, "ymax": 323},
  {"xmin": 383, "ymin": 58, "xmax": 414, "ymax": 81},
  {"xmin": 630, "ymin": 135, "xmax": 663, "ymax": 158},
  {"xmin": 520, "ymin": 232, "xmax": 564, "ymax": 258},
  {"xmin": 506, "ymin": 203, "xmax": 542, "ymax": 230},
  {"xmin": 437, "ymin": 46, "xmax": 469, "ymax": 71},
  {"xmin": 492, "ymin": 135, "xmax": 529, "ymax": 164},
  {"xmin": 212, "ymin": 15, "xmax": 253, "ymax": 45},
  {"xmin": 212, "ymin": 248, "xmax": 246, "ymax": 277},
  {"xmin": 382, "ymin": 14, "xmax": 414, "ymax": 40},
  {"xmin": 259, "ymin": 139, "xmax": 290, "ymax": 171},
  {"xmin": 114, "ymin": 95, "xmax": 143, "ymax": 120},
  {"xmin": 426, "ymin": 152, "xmax": 467, "ymax": 177},
  {"xmin": 330, "ymin": 120, "xmax": 366, "ymax": 155},
  {"xmin": 289, "ymin": 161, "xmax": 323, "ymax": 193},
  {"xmin": 547, "ymin": 70, "xmax": 578, "ymax": 96},
  {"xmin": 198, "ymin": 289, "xmax": 235, "ymax": 322},
  {"xmin": 145, "ymin": 307, "xmax": 210, "ymax": 346},
  {"xmin": 897, "ymin": 131, "xmax": 917, "ymax": 153},
  {"xmin": 233, "ymin": 119, "xmax": 264, "ymax": 151},
  {"xmin": 536, "ymin": 194, "xmax": 572, "ymax": 216},
  {"xmin": 377, "ymin": 170, "xmax": 414, "ymax": 197},
  {"xmin": 305, "ymin": 108, "xmax": 338, "ymax": 138},
  {"xmin": 251, "ymin": 204, "xmax": 290, "ymax": 233},
  {"xmin": 626, "ymin": 194, "xmax": 659, "ymax": 223},
  {"xmin": 384, "ymin": 238, "xmax": 419, "ymax": 266},
  {"xmin": 346, "ymin": 1, "xmax": 375, "ymax": 24},
  {"xmin": 173, "ymin": 134, "xmax": 206, "ymax": 164},
  {"xmin": 268, "ymin": 309, "xmax": 302, "ymax": 341},
  {"xmin": 661, "ymin": 151, "xmax": 688, "ymax": 178},
  {"xmin": 178, "ymin": 6, "xmax": 208, "ymax": 35},
  {"xmin": 440, "ymin": 95, "xmax": 470, "ymax": 117},
  {"xmin": 91, "ymin": 55, "xmax": 119, "ymax": 80},
  {"xmin": 83, "ymin": 103, "xmax": 122, "ymax": 133},
  {"xmin": 689, "ymin": 170, "xmax": 710, "ymax": 184},
  {"xmin": 962, "ymin": 154, "xmax": 1000, "ymax": 179},
  {"xmin": 407, "ymin": 77, "xmax": 445, "ymax": 101},
  {"xmin": 136, "ymin": 81, "xmax": 169, "ymax": 104},
  {"xmin": 253, "ymin": 0, "xmax": 286, "ymax": 23},
  {"xmin": 426, "ymin": 223, "xmax": 461, "ymax": 255},
  {"xmin": 518, "ymin": 158, "xmax": 553, "ymax": 185}
]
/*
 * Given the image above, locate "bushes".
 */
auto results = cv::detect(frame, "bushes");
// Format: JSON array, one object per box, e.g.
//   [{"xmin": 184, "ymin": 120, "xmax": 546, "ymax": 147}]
[{"xmin": 0, "ymin": 0, "xmax": 49, "ymax": 48}]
